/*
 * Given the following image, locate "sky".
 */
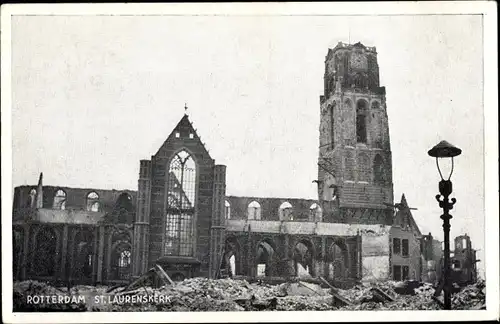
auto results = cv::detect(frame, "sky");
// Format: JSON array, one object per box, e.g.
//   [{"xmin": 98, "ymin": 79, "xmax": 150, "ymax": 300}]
[{"xmin": 9, "ymin": 14, "xmax": 485, "ymax": 275}]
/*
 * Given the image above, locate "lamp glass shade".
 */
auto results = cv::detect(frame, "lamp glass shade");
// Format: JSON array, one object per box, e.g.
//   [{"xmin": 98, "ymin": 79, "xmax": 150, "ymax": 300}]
[{"xmin": 428, "ymin": 140, "xmax": 462, "ymax": 158}]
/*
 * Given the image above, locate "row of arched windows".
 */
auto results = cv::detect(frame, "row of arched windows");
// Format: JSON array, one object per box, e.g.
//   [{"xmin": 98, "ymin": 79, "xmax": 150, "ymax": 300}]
[
  {"xmin": 27, "ymin": 188, "xmax": 134, "ymax": 212},
  {"xmin": 224, "ymin": 200, "xmax": 323, "ymax": 221}
]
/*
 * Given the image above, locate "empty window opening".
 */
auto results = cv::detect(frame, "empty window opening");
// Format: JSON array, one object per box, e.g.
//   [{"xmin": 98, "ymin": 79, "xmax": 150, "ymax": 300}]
[
  {"xmin": 323, "ymin": 176, "xmax": 338, "ymax": 201},
  {"xmin": 29, "ymin": 189, "xmax": 37, "ymax": 208},
  {"xmin": 330, "ymin": 102, "xmax": 336, "ymax": 148},
  {"xmin": 247, "ymin": 201, "xmax": 261, "ymax": 220},
  {"xmin": 393, "ymin": 238, "xmax": 401, "ymax": 255},
  {"xmin": 86, "ymin": 191, "xmax": 100, "ymax": 212},
  {"xmin": 279, "ymin": 201, "xmax": 293, "ymax": 221},
  {"xmin": 309, "ymin": 203, "xmax": 323, "ymax": 222},
  {"xmin": 175, "ymin": 132, "xmax": 180, "ymax": 138},
  {"xmin": 402, "ymin": 239, "xmax": 409, "ymax": 257},
  {"xmin": 393, "ymin": 265, "xmax": 402, "ymax": 281},
  {"xmin": 189, "ymin": 133, "xmax": 194, "ymax": 139},
  {"xmin": 91, "ymin": 202, "xmax": 100, "ymax": 212},
  {"xmin": 452, "ymin": 260, "xmax": 461, "ymax": 270},
  {"xmin": 225, "ymin": 200, "xmax": 231, "ymax": 220},
  {"xmin": 53, "ymin": 189, "xmax": 66, "ymax": 210},
  {"xmin": 402, "ymin": 266, "xmax": 409, "ymax": 280}
]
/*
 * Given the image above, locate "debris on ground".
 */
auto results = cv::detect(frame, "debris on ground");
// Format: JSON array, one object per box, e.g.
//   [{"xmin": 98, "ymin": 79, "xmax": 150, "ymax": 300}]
[{"xmin": 12, "ymin": 278, "xmax": 486, "ymax": 312}]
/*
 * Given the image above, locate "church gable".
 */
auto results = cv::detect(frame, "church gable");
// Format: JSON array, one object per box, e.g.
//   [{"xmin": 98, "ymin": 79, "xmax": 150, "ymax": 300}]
[
  {"xmin": 392, "ymin": 194, "xmax": 422, "ymax": 236},
  {"xmin": 154, "ymin": 114, "xmax": 213, "ymax": 163}
]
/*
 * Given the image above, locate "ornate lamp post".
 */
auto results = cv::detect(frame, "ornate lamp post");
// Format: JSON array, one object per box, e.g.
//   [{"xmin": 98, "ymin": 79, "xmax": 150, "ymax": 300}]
[{"xmin": 428, "ymin": 140, "xmax": 462, "ymax": 310}]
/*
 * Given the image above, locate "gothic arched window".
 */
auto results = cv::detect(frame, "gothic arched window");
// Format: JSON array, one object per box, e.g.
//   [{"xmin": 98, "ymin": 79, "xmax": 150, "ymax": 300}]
[
  {"xmin": 225, "ymin": 200, "xmax": 231, "ymax": 220},
  {"xmin": 53, "ymin": 189, "xmax": 66, "ymax": 210},
  {"xmin": 110, "ymin": 244, "xmax": 131, "ymax": 280},
  {"xmin": 165, "ymin": 150, "xmax": 196, "ymax": 256},
  {"xmin": 279, "ymin": 202, "xmax": 293, "ymax": 221},
  {"xmin": 309, "ymin": 203, "xmax": 323, "ymax": 222},
  {"xmin": 86, "ymin": 191, "xmax": 99, "ymax": 211},
  {"xmin": 29, "ymin": 188, "xmax": 37, "ymax": 208},
  {"xmin": 247, "ymin": 201, "xmax": 261, "ymax": 220},
  {"xmin": 356, "ymin": 100, "xmax": 368, "ymax": 143}
]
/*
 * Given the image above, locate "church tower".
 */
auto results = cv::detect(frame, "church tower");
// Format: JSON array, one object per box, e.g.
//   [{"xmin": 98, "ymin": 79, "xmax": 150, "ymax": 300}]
[{"xmin": 317, "ymin": 42, "xmax": 394, "ymax": 225}]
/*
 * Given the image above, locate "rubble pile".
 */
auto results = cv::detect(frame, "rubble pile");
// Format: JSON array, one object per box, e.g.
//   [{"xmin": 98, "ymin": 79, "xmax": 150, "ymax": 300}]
[
  {"xmin": 275, "ymin": 296, "xmax": 333, "ymax": 311},
  {"xmin": 13, "ymin": 278, "xmax": 486, "ymax": 312},
  {"xmin": 451, "ymin": 279, "xmax": 486, "ymax": 310}
]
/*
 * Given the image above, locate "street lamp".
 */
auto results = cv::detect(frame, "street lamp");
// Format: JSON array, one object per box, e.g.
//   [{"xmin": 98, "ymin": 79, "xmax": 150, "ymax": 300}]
[{"xmin": 428, "ymin": 140, "xmax": 462, "ymax": 310}]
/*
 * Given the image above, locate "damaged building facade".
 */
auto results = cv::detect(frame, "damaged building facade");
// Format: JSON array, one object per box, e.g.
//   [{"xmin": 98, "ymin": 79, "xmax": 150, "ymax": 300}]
[{"xmin": 12, "ymin": 42, "xmax": 474, "ymax": 287}]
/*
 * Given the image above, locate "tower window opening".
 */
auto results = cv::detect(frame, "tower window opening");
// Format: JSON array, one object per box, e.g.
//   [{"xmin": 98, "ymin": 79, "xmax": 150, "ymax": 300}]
[
  {"xmin": 356, "ymin": 100, "xmax": 368, "ymax": 143},
  {"xmin": 330, "ymin": 102, "xmax": 336, "ymax": 149},
  {"xmin": 225, "ymin": 200, "xmax": 231, "ymax": 220}
]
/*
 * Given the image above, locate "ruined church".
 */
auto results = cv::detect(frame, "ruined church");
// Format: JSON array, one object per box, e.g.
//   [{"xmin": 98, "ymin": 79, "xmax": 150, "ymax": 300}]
[{"xmin": 13, "ymin": 42, "xmax": 440, "ymax": 287}]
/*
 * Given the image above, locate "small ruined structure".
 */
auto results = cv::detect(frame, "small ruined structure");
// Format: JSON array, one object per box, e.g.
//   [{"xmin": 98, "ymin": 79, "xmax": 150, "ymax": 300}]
[{"xmin": 12, "ymin": 42, "xmax": 472, "ymax": 287}]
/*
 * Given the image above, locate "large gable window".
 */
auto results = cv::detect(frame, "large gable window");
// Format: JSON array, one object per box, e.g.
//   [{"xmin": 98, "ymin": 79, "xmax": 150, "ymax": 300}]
[{"xmin": 165, "ymin": 150, "xmax": 196, "ymax": 256}]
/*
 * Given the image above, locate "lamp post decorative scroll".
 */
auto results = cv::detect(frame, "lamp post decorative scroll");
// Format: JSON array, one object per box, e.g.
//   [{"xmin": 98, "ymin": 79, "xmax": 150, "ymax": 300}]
[{"xmin": 428, "ymin": 140, "xmax": 462, "ymax": 310}]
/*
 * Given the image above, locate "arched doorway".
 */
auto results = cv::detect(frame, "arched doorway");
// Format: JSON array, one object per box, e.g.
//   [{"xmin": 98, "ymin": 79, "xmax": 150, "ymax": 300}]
[
  {"xmin": 256, "ymin": 240, "xmax": 275, "ymax": 277},
  {"xmin": 328, "ymin": 241, "xmax": 348, "ymax": 283},
  {"xmin": 293, "ymin": 240, "xmax": 315, "ymax": 278},
  {"xmin": 221, "ymin": 236, "xmax": 240, "ymax": 277}
]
